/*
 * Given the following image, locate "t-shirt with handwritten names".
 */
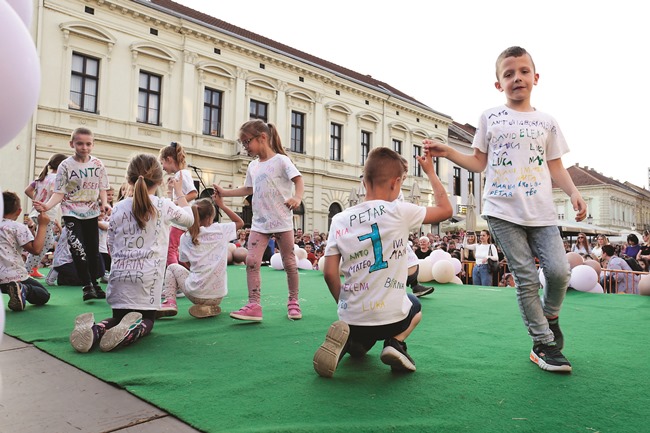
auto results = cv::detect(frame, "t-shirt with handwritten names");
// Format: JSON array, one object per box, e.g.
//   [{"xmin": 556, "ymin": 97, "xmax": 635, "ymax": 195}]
[
  {"xmin": 325, "ymin": 199, "xmax": 425, "ymax": 326},
  {"xmin": 473, "ymin": 106, "xmax": 569, "ymax": 226},
  {"xmin": 54, "ymin": 156, "xmax": 110, "ymax": 220},
  {"xmin": 179, "ymin": 221, "xmax": 237, "ymax": 299},
  {"xmin": 28, "ymin": 173, "xmax": 60, "ymax": 220},
  {"xmin": 0, "ymin": 218, "xmax": 33, "ymax": 284},
  {"xmin": 245, "ymin": 154, "xmax": 301, "ymax": 234},
  {"xmin": 170, "ymin": 168, "xmax": 197, "ymax": 231},
  {"xmin": 106, "ymin": 196, "xmax": 194, "ymax": 310}
]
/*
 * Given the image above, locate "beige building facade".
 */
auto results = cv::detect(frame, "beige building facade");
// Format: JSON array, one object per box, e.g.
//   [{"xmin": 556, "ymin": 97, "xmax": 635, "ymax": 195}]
[{"xmin": 1, "ymin": 0, "xmax": 464, "ymax": 233}]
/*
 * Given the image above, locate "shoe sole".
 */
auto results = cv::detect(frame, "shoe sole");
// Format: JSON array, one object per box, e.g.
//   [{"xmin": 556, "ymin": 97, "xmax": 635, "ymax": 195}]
[
  {"xmin": 7, "ymin": 282, "xmax": 26, "ymax": 311},
  {"xmin": 529, "ymin": 350, "xmax": 572, "ymax": 373},
  {"xmin": 229, "ymin": 309, "xmax": 263, "ymax": 321},
  {"xmin": 380, "ymin": 346, "xmax": 417, "ymax": 372},
  {"xmin": 287, "ymin": 305, "xmax": 302, "ymax": 320},
  {"xmin": 70, "ymin": 313, "xmax": 95, "ymax": 353},
  {"xmin": 313, "ymin": 320, "xmax": 350, "ymax": 378},
  {"xmin": 155, "ymin": 308, "xmax": 178, "ymax": 319},
  {"xmin": 413, "ymin": 287, "xmax": 435, "ymax": 297},
  {"xmin": 189, "ymin": 305, "xmax": 221, "ymax": 319},
  {"xmin": 100, "ymin": 312, "xmax": 143, "ymax": 352}
]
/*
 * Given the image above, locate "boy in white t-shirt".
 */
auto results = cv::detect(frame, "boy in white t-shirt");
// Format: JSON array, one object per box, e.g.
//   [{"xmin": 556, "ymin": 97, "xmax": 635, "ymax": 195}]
[
  {"xmin": 313, "ymin": 147, "xmax": 452, "ymax": 377},
  {"xmin": 0, "ymin": 191, "xmax": 51, "ymax": 311}
]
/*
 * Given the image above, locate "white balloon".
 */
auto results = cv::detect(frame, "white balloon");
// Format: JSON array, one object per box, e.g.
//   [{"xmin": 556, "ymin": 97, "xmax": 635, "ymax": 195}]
[
  {"xmin": 587, "ymin": 282, "xmax": 604, "ymax": 294},
  {"xmin": 450, "ymin": 275, "xmax": 463, "ymax": 285},
  {"xmin": 417, "ymin": 259, "xmax": 434, "ymax": 282},
  {"xmin": 297, "ymin": 258, "xmax": 313, "ymax": 270},
  {"xmin": 0, "ymin": 2, "xmax": 41, "ymax": 148},
  {"xmin": 270, "ymin": 253, "xmax": 284, "ymax": 270},
  {"xmin": 428, "ymin": 249, "xmax": 451, "ymax": 265},
  {"xmin": 569, "ymin": 265, "xmax": 598, "ymax": 292},
  {"xmin": 227, "ymin": 243, "xmax": 237, "ymax": 253},
  {"xmin": 449, "ymin": 257, "xmax": 462, "ymax": 275},
  {"xmin": 432, "ymin": 260, "xmax": 455, "ymax": 284},
  {"xmin": 5, "ymin": 0, "xmax": 33, "ymax": 28},
  {"xmin": 295, "ymin": 248, "xmax": 307, "ymax": 261},
  {"xmin": 639, "ymin": 275, "xmax": 650, "ymax": 296},
  {"xmin": 317, "ymin": 256, "xmax": 325, "ymax": 272}
]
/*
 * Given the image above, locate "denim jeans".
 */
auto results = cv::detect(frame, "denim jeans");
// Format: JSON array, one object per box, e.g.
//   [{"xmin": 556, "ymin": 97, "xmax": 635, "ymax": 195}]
[
  {"xmin": 486, "ymin": 217, "xmax": 570, "ymax": 345},
  {"xmin": 472, "ymin": 264, "xmax": 492, "ymax": 286}
]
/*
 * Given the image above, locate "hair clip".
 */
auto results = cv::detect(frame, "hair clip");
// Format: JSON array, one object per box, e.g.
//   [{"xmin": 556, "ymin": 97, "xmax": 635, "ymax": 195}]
[{"xmin": 171, "ymin": 141, "xmax": 178, "ymax": 148}]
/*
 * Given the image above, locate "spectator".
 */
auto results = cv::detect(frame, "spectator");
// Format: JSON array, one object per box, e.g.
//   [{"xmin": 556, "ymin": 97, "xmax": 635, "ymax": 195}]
[
  {"xmin": 623, "ymin": 233, "xmax": 641, "ymax": 259},
  {"xmin": 415, "ymin": 236, "xmax": 432, "ymax": 259},
  {"xmin": 600, "ymin": 244, "xmax": 639, "ymax": 294},
  {"xmin": 571, "ymin": 232, "xmax": 590, "ymax": 256}
]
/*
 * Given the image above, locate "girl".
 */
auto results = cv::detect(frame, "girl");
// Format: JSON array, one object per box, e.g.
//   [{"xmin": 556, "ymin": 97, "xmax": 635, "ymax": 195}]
[
  {"xmin": 234, "ymin": 228, "xmax": 248, "ymax": 248},
  {"xmin": 216, "ymin": 120, "xmax": 304, "ymax": 321},
  {"xmin": 464, "ymin": 229, "xmax": 499, "ymax": 286},
  {"xmin": 159, "ymin": 142, "xmax": 198, "ymax": 266},
  {"xmin": 34, "ymin": 128, "xmax": 111, "ymax": 301},
  {"xmin": 24, "ymin": 153, "xmax": 66, "ymax": 278},
  {"xmin": 69, "ymin": 154, "xmax": 193, "ymax": 353},
  {"xmin": 157, "ymin": 195, "xmax": 244, "ymax": 319},
  {"xmin": 572, "ymin": 232, "xmax": 590, "ymax": 255},
  {"xmin": 591, "ymin": 234, "xmax": 609, "ymax": 259}
]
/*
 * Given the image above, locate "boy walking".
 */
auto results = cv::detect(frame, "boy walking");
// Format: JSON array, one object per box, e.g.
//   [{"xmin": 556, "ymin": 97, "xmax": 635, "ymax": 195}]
[
  {"xmin": 313, "ymin": 147, "xmax": 452, "ymax": 377},
  {"xmin": 427, "ymin": 46, "xmax": 587, "ymax": 373}
]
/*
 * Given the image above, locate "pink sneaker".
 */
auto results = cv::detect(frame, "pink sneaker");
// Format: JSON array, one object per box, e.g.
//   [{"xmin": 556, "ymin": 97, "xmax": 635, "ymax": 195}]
[
  {"xmin": 230, "ymin": 303, "xmax": 263, "ymax": 321},
  {"xmin": 287, "ymin": 300, "xmax": 302, "ymax": 320},
  {"xmin": 155, "ymin": 299, "xmax": 178, "ymax": 319}
]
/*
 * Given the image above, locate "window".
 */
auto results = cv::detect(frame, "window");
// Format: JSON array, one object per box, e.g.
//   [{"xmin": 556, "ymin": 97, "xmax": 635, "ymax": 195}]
[
  {"xmin": 328, "ymin": 203, "xmax": 343, "ymax": 230},
  {"xmin": 70, "ymin": 53, "xmax": 99, "ymax": 113},
  {"xmin": 293, "ymin": 202, "xmax": 305, "ymax": 231},
  {"xmin": 361, "ymin": 131, "xmax": 371, "ymax": 165},
  {"xmin": 453, "ymin": 167, "xmax": 461, "ymax": 196},
  {"xmin": 330, "ymin": 123, "xmax": 342, "ymax": 161},
  {"xmin": 468, "ymin": 172, "xmax": 475, "ymax": 195},
  {"xmin": 202, "ymin": 87, "xmax": 222, "ymax": 136},
  {"xmin": 412, "ymin": 145, "xmax": 422, "ymax": 177},
  {"xmin": 392, "ymin": 139, "xmax": 402, "ymax": 155},
  {"xmin": 250, "ymin": 99, "xmax": 268, "ymax": 122},
  {"xmin": 557, "ymin": 205, "xmax": 565, "ymax": 220},
  {"xmin": 137, "ymin": 71, "xmax": 161, "ymax": 125},
  {"xmin": 291, "ymin": 111, "xmax": 305, "ymax": 153}
]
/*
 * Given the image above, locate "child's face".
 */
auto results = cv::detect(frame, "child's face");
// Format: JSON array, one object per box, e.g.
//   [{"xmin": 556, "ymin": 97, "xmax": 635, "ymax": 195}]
[
  {"xmin": 495, "ymin": 54, "xmax": 538, "ymax": 105},
  {"xmin": 106, "ymin": 189, "xmax": 114, "ymax": 202},
  {"xmin": 160, "ymin": 156, "xmax": 176, "ymax": 174},
  {"xmin": 70, "ymin": 133, "xmax": 94, "ymax": 161}
]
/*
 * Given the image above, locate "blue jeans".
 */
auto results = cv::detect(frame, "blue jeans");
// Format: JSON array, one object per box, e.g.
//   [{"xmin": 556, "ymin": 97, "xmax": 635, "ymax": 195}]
[
  {"xmin": 486, "ymin": 217, "xmax": 570, "ymax": 345},
  {"xmin": 472, "ymin": 264, "xmax": 492, "ymax": 286}
]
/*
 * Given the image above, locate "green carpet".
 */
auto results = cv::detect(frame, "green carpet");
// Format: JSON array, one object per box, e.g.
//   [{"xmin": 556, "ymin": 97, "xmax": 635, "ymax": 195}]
[{"xmin": 4, "ymin": 266, "xmax": 650, "ymax": 433}]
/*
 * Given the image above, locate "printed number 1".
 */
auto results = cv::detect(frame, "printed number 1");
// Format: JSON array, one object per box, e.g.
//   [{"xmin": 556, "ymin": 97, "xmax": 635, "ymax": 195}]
[{"xmin": 357, "ymin": 223, "xmax": 387, "ymax": 273}]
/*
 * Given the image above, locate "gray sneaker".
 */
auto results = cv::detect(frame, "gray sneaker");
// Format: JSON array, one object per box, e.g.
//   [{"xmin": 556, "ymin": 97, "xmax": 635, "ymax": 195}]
[{"xmin": 45, "ymin": 269, "xmax": 58, "ymax": 286}]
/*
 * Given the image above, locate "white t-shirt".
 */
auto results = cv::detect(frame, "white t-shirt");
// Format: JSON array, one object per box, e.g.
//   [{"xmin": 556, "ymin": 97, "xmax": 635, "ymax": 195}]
[
  {"xmin": 52, "ymin": 226, "xmax": 72, "ymax": 268},
  {"xmin": 179, "ymin": 222, "xmax": 237, "ymax": 299},
  {"xmin": 29, "ymin": 173, "xmax": 60, "ymax": 220},
  {"xmin": 0, "ymin": 219, "xmax": 33, "ymax": 284},
  {"xmin": 472, "ymin": 106, "xmax": 569, "ymax": 226},
  {"xmin": 171, "ymin": 168, "xmax": 198, "ymax": 230},
  {"xmin": 245, "ymin": 154, "xmax": 301, "ymax": 234},
  {"xmin": 98, "ymin": 216, "xmax": 109, "ymax": 254},
  {"xmin": 106, "ymin": 195, "xmax": 194, "ymax": 310},
  {"xmin": 54, "ymin": 156, "xmax": 110, "ymax": 219},
  {"xmin": 325, "ymin": 200, "xmax": 425, "ymax": 326}
]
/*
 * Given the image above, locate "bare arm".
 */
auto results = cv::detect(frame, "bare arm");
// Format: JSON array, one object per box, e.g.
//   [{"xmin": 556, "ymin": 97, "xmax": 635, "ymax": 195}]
[
  {"xmin": 214, "ymin": 184, "xmax": 253, "ymax": 198},
  {"xmin": 322, "ymin": 255, "xmax": 342, "ymax": 303},
  {"xmin": 22, "ymin": 212, "xmax": 50, "ymax": 255},
  {"xmin": 24, "ymin": 183, "xmax": 36, "ymax": 200},
  {"xmin": 34, "ymin": 192, "xmax": 64, "ymax": 212},
  {"xmin": 212, "ymin": 191, "xmax": 245, "ymax": 231},
  {"xmin": 417, "ymin": 149, "xmax": 453, "ymax": 224},
  {"xmin": 424, "ymin": 139, "xmax": 488, "ymax": 173},
  {"xmin": 285, "ymin": 175, "xmax": 304, "ymax": 210},
  {"xmin": 548, "ymin": 158, "xmax": 587, "ymax": 222}
]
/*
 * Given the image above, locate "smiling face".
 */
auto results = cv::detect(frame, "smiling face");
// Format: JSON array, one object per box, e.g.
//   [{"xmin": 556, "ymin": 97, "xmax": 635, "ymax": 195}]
[
  {"xmin": 495, "ymin": 53, "xmax": 538, "ymax": 111},
  {"xmin": 159, "ymin": 156, "xmax": 177, "ymax": 174}
]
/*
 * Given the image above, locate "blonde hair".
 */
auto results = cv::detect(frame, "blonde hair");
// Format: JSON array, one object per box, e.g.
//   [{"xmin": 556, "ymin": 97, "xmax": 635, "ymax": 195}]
[
  {"xmin": 37, "ymin": 153, "xmax": 66, "ymax": 182},
  {"xmin": 126, "ymin": 154, "xmax": 163, "ymax": 229},
  {"xmin": 159, "ymin": 141, "xmax": 187, "ymax": 169},
  {"xmin": 187, "ymin": 198, "xmax": 216, "ymax": 245},
  {"xmin": 239, "ymin": 120, "xmax": 286, "ymax": 156}
]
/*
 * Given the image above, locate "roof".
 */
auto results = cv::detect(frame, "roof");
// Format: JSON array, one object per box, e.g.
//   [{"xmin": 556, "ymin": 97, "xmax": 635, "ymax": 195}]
[
  {"xmin": 554, "ymin": 164, "xmax": 644, "ymax": 193},
  {"xmin": 142, "ymin": 0, "xmax": 448, "ymax": 118}
]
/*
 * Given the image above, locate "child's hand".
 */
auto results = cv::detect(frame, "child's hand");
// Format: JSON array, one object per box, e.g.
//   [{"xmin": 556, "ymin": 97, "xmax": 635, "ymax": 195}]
[
  {"xmin": 36, "ymin": 211, "xmax": 50, "ymax": 226},
  {"xmin": 33, "ymin": 200, "xmax": 48, "ymax": 212},
  {"xmin": 285, "ymin": 196, "xmax": 300, "ymax": 210},
  {"xmin": 423, "ymin": 139, "xmax": 449, "ymax": 158},
  {"xmin": 416, "ymin": 151, "xmax": 435, "ymax": 175},
  {"xmin": 211, "ymin": 189, "xmax": 224, "ymax": 207},
  {"xmin": 171, "ymin": 172, "xmax": 184, "ymax": 197},
  {"xmin": 102, "ymin": 203, "xmax": 112, "ymax": 217},
  {"xmin": 213, "ymin": 183, "xmax": 227, "ymax": 197},
  {"xmin": 572, "ymin": 193, "xmax": 588, "ymax": 222}
]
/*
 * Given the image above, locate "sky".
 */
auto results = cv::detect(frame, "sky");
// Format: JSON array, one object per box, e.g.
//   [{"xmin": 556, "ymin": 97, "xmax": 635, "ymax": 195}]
[{"xmin": 175, "ymin": 0, "xmax": 649, "ymax": 189}]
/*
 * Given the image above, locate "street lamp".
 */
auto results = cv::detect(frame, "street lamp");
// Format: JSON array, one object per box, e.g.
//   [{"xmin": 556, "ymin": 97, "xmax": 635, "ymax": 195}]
[{"xmin": 587, "ymin": 214, "xmax": 593, "ymax": 224}]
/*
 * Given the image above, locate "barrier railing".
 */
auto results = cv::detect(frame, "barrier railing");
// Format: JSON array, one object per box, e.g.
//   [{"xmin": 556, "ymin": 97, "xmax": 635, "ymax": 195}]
[{"xmin": 600, "ymin": 268, "xmax": 648, "ymax": 294}]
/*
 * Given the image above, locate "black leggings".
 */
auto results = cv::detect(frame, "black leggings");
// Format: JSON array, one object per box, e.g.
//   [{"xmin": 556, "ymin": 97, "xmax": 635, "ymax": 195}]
[{"xmin": 63, "ymin": 216, "xmax": 100, "ymax": 287}]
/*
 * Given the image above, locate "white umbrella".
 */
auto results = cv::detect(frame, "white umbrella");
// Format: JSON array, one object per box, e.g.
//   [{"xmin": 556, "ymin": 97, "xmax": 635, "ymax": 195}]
[{"xmin": 466, "ymin": 192, "xmax": 477, "ymax": 232}]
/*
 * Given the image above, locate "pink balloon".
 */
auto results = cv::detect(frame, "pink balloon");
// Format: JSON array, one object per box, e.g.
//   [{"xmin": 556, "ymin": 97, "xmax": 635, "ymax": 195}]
[
  {"xmin": 5, "ymin": 0, "xmax": 33, "ymax": 28},
  {"xmin": 566, "ymin": 252, "xmax": 584, "ymax": 269},
  {"xmin": 0, "ymin": 1, "xmax": 41, "ymax": 148}
]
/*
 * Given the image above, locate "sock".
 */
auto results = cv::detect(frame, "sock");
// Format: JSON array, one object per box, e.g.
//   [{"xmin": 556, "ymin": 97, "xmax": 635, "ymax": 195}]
[{"xmin": 406, "ymin": 267, "xmax": 419, "ymax": 288}]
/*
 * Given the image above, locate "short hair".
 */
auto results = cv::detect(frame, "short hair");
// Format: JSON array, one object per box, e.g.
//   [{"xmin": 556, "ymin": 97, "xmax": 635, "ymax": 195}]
[
  {"xmin": 363, "ymin": 147, "xmax": 405, "ymax": 188},
  {"xmin": 601, "ymin": 244, "xmax": 615, "ymax": 257},
  {"xmin": 2, "ymin": 191, "xmax": 20, "ymax": 216},
  {"xmin": 627, "ymin": 234, "xmax": 639, "ymax": 244},
  {"xmin": 495, "ymin": 46, "xmax": 536, "ymax": 78},
  {"xmin": 419, "ymin": 236, "xmax": 430, "ymax": 243},
  {"xmin": 71, "ymin": 127, "xmax": 93, "ymax": 141}
]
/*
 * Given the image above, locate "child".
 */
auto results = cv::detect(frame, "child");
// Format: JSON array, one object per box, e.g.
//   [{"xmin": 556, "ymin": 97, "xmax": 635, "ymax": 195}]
[
  {"xmin": 215, "ymin": 120, "xmax": 304, "ymax": 321},
  {"xmin": 0, "ymin": 191, "xmax": 51, "ymax": 311},
  {"xmin": 159, "ymin": 142, "xmax": 198, "ymax": 266},
  {"xmin": 24, "ymin": 153, "xmax": 66, "ymax": 278},
  {"xmin": 69, "ymin": 154, "xmax": 193, "ymax": 353},
  {"xmin": 34, "ymin": 127, "xmax": 111, "ymax": 302},
  {"xmin": 157, "ymin": 195, "xmax": 244, "ymax": 319},
  {"xmin": 98, "ymin": 207, "xmax": 110, "ymax": 282},
  {"xmin": 313, "ymin": 147, "xmax": 452, "ymax": 377},
  {"xmin": 427, "ymin": 46, "xmax": 587, "ymax": 373}
]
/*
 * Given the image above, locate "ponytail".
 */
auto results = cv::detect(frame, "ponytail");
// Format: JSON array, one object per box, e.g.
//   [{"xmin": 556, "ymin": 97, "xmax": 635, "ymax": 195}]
[
  {"xmin": 187, "ymin": 205, "xmax": 201, "ymax": 245},
  {"xmin": 132, "ymin": 175, "xmax": 155, "ymax": 230},
  {"xmin": 187, "ymin": 198, "xmax": 216, "ymax": 245},
  {"xmin": 159, "ymin": 141, "xmax": 187, "ymax": 169},
  {"xmin": 126, "ymin": 154, "xmax": 164, "ymax": 230},
  {"xmin": 37, "ymin": 153, "xmax": 67, "ymax": 182},
  {"xmin": 267, "ymin": 123, "xmax": 287, "ymax": 156}
]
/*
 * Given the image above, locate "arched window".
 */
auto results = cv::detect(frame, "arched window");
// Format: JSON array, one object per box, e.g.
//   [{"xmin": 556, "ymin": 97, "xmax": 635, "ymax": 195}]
[{"xmin": 328, "ymin": 203, "xmax": 343, "ymax": 230}]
